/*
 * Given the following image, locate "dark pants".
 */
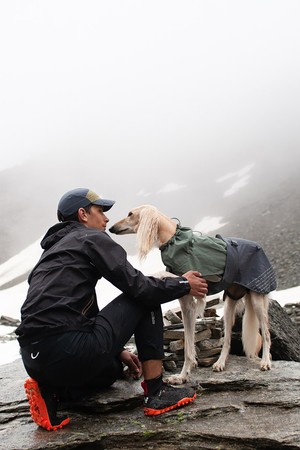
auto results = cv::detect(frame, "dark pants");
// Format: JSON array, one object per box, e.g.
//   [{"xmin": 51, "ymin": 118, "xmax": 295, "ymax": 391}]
[{"xmin": 20, "ymin": 293, "xmax": 164, "ymax": 400}]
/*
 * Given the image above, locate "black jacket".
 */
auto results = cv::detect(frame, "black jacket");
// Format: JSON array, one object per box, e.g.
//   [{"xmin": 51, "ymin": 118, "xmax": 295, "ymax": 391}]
[{"xmin": 16, "ymin": 221, "xmax": 190, "ymax": 344}]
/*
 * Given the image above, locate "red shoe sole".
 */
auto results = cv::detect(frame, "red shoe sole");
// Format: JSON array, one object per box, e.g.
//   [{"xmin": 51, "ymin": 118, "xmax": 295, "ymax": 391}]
[
  {"xmin": 144, "ymin": 393, "xmax": 196, "ymax": 416},
  {"xmin": 24, "ymin": 378, "xmax": 70, "ymax": 431}
]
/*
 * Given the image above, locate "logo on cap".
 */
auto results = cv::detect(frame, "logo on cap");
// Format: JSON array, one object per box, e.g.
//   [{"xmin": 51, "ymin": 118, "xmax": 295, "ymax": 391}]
[{"xmin": 86, "ymin": 190, "xmax": 101, "ymax": 203}]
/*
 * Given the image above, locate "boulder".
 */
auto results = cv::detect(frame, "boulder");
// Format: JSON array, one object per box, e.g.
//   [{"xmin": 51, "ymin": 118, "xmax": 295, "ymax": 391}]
[{"xmin": 230, "ymin": 299, "xmax": 300, "ymax": 361}]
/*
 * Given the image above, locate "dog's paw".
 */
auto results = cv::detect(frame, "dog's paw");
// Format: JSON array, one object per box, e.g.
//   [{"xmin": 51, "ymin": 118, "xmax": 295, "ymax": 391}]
[
  {"xmin": 260, "ymin": 360, "xmax": 272, "ymax": 371},
  {"xmin": 212, "ymin": 361, "xmax": 225, "ymax": 372},
  {"xmin": 165, "ymin": 374, "xmax": 186, "ymax": 385}
]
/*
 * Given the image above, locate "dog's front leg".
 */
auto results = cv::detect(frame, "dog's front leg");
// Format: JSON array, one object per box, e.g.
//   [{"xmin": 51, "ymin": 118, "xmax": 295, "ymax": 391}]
[{"xmin": 166, "ymin": 295, "xmax": 198, "ymax": 385}]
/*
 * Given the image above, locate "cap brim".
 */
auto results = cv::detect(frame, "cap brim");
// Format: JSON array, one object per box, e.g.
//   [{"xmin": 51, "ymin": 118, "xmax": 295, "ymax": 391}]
[{"xmin": 93, "ymin": 199, "xmax": 115, "ymax": 212}]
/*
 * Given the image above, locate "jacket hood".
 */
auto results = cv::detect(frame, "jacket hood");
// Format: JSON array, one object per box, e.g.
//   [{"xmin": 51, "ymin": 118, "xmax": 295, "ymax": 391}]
[{"xmin": 40, "ymin": 221, "xmax": 84, "ymax": 251}]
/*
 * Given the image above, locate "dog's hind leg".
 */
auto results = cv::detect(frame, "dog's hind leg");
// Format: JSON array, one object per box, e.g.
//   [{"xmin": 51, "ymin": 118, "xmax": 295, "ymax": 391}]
[
  {"xmin": 242, "ymin": 292, "xmax": 261, "ymax": 361},
  {"xmin": 165, "ymin": 294, "xmax": 199, "ymax": 385},
  {"xmin": 249, "ymin": 293, "xmax": 271, "ymax": 371},
  {"xmin": 213, "ymin": 296, "xmax": 238, "ymax": 372}
]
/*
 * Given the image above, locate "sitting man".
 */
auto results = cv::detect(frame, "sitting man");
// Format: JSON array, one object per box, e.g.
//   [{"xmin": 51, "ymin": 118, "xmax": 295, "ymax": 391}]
[{"xmin": 16, "ymin": 188, "xmax": 208, "ymax": 430}]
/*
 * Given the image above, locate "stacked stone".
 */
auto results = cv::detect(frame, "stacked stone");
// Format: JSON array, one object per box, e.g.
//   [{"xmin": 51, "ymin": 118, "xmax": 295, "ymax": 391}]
[
  {"xmin": 162, "ymin": 297, "xmax": 224, "ymax": 372},
  {"xmin": 284, "ymin": 302, "xmax": 300, "ymax": 331}
]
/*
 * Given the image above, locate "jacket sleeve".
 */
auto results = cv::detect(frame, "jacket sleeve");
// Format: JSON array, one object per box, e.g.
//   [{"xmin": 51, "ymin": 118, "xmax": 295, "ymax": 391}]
[{"xmin": 85, "ymin": 232, "xmax": 191, "ymax": 306}]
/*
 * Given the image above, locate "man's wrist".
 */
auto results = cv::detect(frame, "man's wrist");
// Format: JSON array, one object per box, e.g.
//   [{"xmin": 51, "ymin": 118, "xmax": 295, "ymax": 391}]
[{"xmin": 178, "ymin": 277, "xmax": 190, "ymax": 291}]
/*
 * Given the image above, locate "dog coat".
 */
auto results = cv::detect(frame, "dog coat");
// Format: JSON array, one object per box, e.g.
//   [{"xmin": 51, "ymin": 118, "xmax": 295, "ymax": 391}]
[{"xmin": 159, "ymin": 226, "xmax": 277, "ymax": 296}]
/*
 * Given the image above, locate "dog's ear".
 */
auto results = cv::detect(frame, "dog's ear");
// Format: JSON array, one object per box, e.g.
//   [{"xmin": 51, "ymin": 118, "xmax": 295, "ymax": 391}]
[{"xmin": 136, "ymin": 206, "xmax": 159, "ymax": 259}]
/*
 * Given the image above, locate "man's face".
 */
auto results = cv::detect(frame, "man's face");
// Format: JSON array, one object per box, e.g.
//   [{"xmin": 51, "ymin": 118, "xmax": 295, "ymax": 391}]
[{"xmin": 84, "ymin": 205, "xmax": 109, "ymax": 231}]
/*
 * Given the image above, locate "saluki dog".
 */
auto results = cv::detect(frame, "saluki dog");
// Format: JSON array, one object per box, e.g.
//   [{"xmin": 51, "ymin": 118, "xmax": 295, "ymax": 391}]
[{"xmin": 109, "ymin": 205, "xmax": 276, "ymax": 384}]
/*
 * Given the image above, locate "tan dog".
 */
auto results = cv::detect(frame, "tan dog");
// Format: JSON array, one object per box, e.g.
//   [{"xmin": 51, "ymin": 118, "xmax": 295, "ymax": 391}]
[{"xmin": 109, "ymin": 205, "xmax": 275, "ymax": 384}]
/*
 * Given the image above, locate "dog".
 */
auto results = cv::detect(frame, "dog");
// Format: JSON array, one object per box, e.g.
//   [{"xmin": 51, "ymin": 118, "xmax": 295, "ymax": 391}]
[{"xmin": 109, "ymin": 205, "xmax": 277, "ymax": 384}]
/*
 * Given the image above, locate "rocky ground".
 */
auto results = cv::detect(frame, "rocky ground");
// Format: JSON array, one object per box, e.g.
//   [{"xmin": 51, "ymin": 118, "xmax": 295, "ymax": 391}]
[
  {"xmin": 0, "ymin": 356, "xmax": 299, "ymax": 450},
  {"xmin": 0, "ymin": 298, "xmax": 300, "ymax": 450}
]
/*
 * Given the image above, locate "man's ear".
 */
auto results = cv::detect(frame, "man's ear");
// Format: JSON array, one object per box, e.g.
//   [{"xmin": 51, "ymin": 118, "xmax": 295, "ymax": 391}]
[{"xmin": 78, "ymin": 207, "xmax": 88, "ymax": 223}]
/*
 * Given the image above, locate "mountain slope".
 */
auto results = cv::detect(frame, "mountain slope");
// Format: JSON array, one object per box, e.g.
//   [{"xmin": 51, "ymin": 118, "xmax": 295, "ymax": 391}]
[{"xmin": 0, "ymin": 157, "xmax": 299, "ymax": 291}]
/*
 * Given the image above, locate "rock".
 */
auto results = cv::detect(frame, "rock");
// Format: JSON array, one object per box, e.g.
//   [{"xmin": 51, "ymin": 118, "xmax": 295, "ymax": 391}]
[
  {"xmin": 284, "ymin": 302, "xmax": 300, "ymax": 331},
  {"xmin": 230, "ymin": 299, "xmax": 300, "ymax": 361},
  {"xmin": 164, "ymin": 309, "xmax": 182, "ymax": 324},
  {"xmin": 0, "ymin": 316, "xmax": 21, "ymax": 327},
  {"xmin": 0, "ymin": 357, "xmax": 299, "ymax": 449},
  {"xmin": 268, "ymin": 299, "xmax": 300, "ymax": 361}
]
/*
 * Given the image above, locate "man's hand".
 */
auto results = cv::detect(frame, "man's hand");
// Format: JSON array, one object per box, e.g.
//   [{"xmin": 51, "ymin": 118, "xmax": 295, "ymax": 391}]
[
  {"xmin": 182, "ymin": 270, "xmax": 208, "ymax": 297},
  {"xmin": 119, "ymin": 350, "xmax": 142, "ymax": 379}
]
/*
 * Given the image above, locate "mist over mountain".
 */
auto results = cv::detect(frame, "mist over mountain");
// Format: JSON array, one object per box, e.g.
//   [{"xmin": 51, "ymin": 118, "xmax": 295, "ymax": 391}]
[{"xmin": 1, "ymin": 150, "xmax": 299, "ymax": 292}]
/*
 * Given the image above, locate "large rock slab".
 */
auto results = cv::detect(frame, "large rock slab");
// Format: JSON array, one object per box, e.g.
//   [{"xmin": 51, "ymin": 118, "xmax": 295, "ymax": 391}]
[{"xmin": 0, "ymin": 356, "xmax": 299, "ymax": 449}]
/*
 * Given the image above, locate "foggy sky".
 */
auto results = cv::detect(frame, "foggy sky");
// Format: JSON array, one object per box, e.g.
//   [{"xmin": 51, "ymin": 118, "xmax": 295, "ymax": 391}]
[{"xmin": 1, "ymin": 1, "xmax": 300, "ymax": 203}]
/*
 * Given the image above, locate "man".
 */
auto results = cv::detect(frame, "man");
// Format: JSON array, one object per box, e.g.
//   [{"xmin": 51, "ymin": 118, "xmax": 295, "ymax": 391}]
[{"xmin": 16, "ymin": 188, "xmax": 208, "ymax": 430}]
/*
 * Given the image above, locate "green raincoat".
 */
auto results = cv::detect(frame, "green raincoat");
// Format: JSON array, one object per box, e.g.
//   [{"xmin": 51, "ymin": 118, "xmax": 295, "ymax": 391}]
[{"xmin": 159, "ymin": 226, "xmax": 227, "ymax": 278}]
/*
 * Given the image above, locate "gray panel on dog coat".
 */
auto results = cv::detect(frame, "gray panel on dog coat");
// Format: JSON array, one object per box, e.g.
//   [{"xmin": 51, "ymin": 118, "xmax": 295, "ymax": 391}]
[{"xmin": 160, "ymin": 227, "xmax": 277, "ymax": 296}]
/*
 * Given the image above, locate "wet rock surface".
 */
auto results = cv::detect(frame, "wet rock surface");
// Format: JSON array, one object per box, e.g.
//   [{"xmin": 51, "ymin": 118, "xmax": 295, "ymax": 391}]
[{"xmin": 0, "ymin": 356, "xmax": 299, "ymax": 450}]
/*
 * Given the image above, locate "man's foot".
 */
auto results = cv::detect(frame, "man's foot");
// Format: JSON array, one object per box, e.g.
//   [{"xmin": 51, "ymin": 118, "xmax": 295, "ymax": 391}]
[
  {"xmin": 142, "ymin": 381, "xmax": 196, "ymax": 416},
  {"xmin": 24, "ymin": 378, "xmax": 70, "ymax": 431}
]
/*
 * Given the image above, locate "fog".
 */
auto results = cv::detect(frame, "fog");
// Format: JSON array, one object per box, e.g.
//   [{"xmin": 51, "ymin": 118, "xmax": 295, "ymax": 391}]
[
  {"xmin": 1, "ymin": 2, "xmax": 300, "ymax": 163},
  {"xmin": 1, "ymin": 1, "xmax": 300, "ymax": 256}
]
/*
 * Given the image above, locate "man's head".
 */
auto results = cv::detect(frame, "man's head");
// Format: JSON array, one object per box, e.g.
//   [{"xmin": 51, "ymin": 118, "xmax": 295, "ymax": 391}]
[{"xmin": 57, "ymin": 188, "xmax": 115, "ymax": 222}]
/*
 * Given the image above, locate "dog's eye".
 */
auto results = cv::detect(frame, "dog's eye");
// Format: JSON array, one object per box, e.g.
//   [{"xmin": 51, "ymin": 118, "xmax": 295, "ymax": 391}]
[{"xmin": 128, "ymin": 212, "xmax": 132, "ymax": 217}]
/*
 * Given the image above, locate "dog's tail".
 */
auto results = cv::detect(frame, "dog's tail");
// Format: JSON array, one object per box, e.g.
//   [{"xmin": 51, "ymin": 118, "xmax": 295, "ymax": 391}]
[{"xmin": 242, "ymin": 294, "xmax": 262, "ymax": 358}]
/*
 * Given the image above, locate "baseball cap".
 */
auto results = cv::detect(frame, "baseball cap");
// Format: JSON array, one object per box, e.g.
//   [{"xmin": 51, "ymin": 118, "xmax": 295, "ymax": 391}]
[{"xmin": 57, "ymin": 188, "xmax": 115, "ymax": 219}]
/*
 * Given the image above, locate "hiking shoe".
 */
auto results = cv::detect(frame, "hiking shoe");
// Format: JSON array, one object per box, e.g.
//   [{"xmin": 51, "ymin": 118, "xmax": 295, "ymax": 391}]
[
  {"xmin": 24, "ymin": 378, "xmax": 70, "ymax": 431},
  {"xmin": 143, "ymin": 382, "xmax": 196, "ymax": 416}
]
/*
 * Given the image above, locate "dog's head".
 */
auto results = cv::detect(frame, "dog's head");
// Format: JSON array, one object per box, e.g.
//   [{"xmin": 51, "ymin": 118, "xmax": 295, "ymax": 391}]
[
  {"xmin": 109, "ymin": 205, "xmax": 158, "ymax": 235},
  {"xmin": 109, "ymin": 205, "xmax": 160, "ymax": 259}
]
